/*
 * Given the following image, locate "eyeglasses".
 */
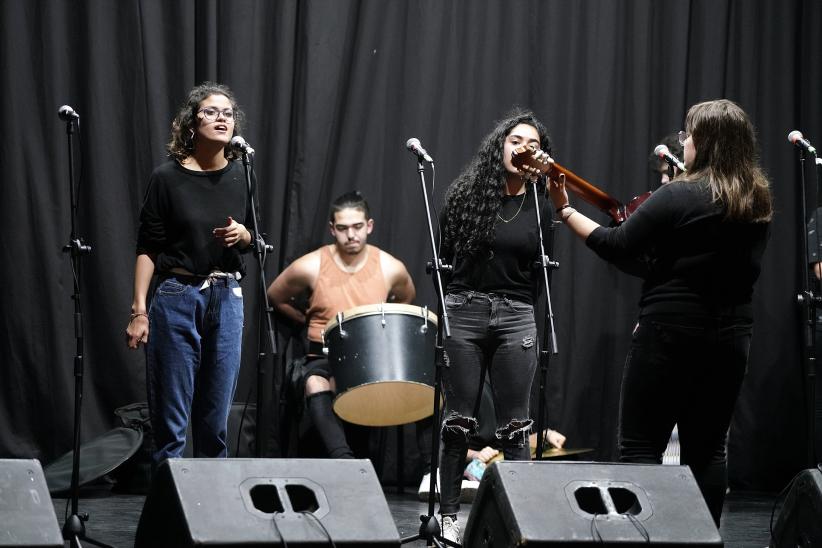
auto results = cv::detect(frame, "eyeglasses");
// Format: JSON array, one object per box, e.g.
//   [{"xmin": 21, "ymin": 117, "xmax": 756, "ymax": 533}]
[
  {"xmin": 678, "ymin": 130, "xmax": 690, "ymax": 146},
  {"xmin": 198, "ymin": 107, "xmax": 235, "ymax": 122}
]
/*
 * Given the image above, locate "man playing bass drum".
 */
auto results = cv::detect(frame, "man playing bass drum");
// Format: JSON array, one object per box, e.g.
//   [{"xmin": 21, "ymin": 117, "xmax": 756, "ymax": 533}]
[{"xmin": 267, "ymin": 191, "xmax": 415, "ymax": 458}]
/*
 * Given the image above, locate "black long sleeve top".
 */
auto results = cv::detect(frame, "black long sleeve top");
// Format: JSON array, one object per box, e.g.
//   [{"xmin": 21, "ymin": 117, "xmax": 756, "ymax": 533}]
[
  {"xmin": 136, "ymin": 160, "xmax": 255, "ymax": 277},
  {"xmin": 585, "ymin": 179, "xmax": 769, "ymax": 318}
]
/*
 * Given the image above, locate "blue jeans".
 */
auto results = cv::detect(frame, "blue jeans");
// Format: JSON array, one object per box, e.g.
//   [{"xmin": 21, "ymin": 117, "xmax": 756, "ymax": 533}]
[
  {"xmin": 438, "ymin": 291, "xmax": 538, "ymax": 515},
  {"xmin": 146, "ymin": 274, "xmax": 244, "ymax": 467},
  {"xmin": 619, "ymin": 313, "xmax": 752, "ymax": 526}
]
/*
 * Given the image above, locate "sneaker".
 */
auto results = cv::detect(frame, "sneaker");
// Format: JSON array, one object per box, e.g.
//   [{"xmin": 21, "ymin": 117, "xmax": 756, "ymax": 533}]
[{"xmin": 441, "ymin": 515, "xmax": 461, "ymax": 544}]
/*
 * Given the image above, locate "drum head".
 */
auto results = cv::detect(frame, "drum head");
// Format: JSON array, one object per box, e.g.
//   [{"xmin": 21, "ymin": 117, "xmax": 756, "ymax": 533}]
[
  {"xmin": 335, "ymin": 381, "xmax": 434, "ymax": 427},
  {"xmin": 43, "ymin": 427, "xmax": 143, "ymax": 495}
]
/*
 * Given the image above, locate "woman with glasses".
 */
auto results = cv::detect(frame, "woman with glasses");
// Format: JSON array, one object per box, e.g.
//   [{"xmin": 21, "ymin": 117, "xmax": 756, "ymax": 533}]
[
  {"xmin": 435, "ymin": 109, "xmax": 553, "ymax": 544},
  {"xmin": 125, "ymin": 82, "xmax": 254, "ymax": 468},
  {"xmin": 549, "ymin": 99, "xmax": 772, "ymax": 526}
]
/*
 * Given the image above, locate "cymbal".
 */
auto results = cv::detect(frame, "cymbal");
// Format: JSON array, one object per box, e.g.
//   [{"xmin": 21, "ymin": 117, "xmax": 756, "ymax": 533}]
[{"xmin": 531, "ymin": 447, "xmax": 594, "ymax": 459}]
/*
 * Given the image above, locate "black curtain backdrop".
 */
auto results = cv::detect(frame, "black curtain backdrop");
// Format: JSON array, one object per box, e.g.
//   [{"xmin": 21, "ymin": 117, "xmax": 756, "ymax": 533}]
[{"xmin": 1, "ymin": 0, "xmax": 820, "ymax": 492}]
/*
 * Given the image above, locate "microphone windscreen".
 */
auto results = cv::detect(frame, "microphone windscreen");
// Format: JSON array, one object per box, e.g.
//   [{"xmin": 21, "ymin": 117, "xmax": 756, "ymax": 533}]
[
  {"xmin": 788, "ymin": 130, "xmax": 803, "ymax": 144},
  {"xmin": 654, "ymin": 144, "xmax": 669, "ymax": 157}
]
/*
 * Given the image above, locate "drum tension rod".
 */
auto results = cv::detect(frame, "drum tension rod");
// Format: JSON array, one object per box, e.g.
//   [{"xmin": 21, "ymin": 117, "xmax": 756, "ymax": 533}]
[
  {"xmin": 419, "ymin": 305, "xmax": 428, "ymax": 334},
  {"xmin": 336, "ymin": 311, "xmax": 348, "ymax": 339}
]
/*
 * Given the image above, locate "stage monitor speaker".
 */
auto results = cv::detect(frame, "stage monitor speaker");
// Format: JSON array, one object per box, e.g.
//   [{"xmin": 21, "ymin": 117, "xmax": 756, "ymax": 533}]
[
  {"xmin": 770, "ymin": 467, "xmax": 822, "ymax": 547},
  {"xmin": 0, "ymin": 459, "xmax": 63, "ymax": 547},
  {"xmin": 135, "ymin": 458, "xmax": 400, "ymax": 547},
  {"xmin": 464, "ymin": 461, "xmax": 722, "ymax": 547}
]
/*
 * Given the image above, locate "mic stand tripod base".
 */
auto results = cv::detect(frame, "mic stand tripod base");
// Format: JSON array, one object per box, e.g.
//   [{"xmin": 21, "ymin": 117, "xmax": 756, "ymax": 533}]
[
  {"xmin": 62, "ymin": 512, "xmax": 114, "ymax": 548},
  {"xmin": 404, "ymin": 513, "xmax": 460, "ymax": 548}
]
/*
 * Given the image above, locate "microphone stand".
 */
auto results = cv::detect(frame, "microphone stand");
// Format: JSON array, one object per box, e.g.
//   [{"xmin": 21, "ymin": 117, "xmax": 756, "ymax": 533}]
[
  {"xmin": 58, "ymin": 115, "xmax": 112, "ymax": 548},
  {"xmin": 400, "ymin": 159, "xmax": 458, "ymax": 548},
  {"xmin": 798, "ymin": 144, "xmax": 822, "ymax": 466},
  {"xmin": 528, "ymin": 180, "xmax": 560, "ymax": 460},
  {"xmin": 797, "ymin": 144, "xmax": 819, "ymax": 468},
  {"xmin": 239, "ymin": 151, "xmax": 277, "ymax": 457}
]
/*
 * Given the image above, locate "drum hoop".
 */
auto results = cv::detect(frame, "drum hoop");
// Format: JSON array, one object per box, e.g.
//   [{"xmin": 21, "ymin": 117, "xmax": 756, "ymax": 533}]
[{"xmin": 324, "ymin": 303, "xmax": 438, "ymax": 332}]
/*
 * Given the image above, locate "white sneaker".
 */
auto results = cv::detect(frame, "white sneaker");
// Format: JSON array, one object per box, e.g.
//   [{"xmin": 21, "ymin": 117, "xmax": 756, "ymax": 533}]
[{"xmin": 441, "ymin": 515, "xmax": 461, "ymax": 544}]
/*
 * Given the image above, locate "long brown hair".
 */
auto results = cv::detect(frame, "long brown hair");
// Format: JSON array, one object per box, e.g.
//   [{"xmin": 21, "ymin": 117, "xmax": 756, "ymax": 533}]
[
  {"xmin": 166, "ymin": 82, "xmax": 245, "ymax": 162},
  {"xmin": 680, "ymin": 99, "xmax": 772, "ymax": 223}
]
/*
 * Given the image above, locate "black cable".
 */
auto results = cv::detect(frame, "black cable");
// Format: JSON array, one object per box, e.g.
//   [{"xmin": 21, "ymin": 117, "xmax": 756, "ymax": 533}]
[
  {"xmin": 301, "ymin": 510, "xmax": 336, "ymax": 548},
  {"xmin": 269, "ymin": 512, "xmax": 288, "ymax": 548},
  {"xmin": 626, "ymin": 513, "xmax": 650, "ymax": 543},
  {"xmin": 589, "ymin": 513, "xmax": 603, "ymax": 543}
]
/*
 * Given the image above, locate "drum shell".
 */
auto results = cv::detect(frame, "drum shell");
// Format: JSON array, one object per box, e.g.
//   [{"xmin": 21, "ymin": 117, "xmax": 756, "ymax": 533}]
[{"xmin": 326, "ymin": 306, "xmax": 436, "ymax": 426}]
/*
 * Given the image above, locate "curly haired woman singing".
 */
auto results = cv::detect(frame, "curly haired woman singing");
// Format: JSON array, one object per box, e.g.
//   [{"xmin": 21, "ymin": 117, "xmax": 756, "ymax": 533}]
[{"xmin": 436, "ymin": 109, "xmax": 553, "ymax": 543}]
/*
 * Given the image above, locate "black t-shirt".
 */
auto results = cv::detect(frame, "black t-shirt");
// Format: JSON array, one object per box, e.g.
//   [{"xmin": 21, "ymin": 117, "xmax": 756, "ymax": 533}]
[
  {"xmin": 586, "ymin": 179, "xmax": 769, "ymax": 318},
  {"xmin": 445, "ymin": 191, "xmax": 553, "ymax": 305},
  {"xmin": 136, "ymin": 160, "xmax": 255, "ymax": 276}
]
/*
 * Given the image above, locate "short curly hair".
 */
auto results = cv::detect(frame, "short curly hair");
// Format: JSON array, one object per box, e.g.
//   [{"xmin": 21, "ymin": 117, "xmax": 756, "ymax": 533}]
[{"xmin": 166, "ymin": 82, "xmax": 245, "ymax": 162}]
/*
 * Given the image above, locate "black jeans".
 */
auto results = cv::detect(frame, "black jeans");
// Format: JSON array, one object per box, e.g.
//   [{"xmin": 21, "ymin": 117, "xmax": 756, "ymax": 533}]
[
  {"xmin": 438, "ymin": 291, "xmax": 538, "ymax": 515},
  {"xmin": 619, "ymin": 313, "xmax": 752, "ymax": 527}
]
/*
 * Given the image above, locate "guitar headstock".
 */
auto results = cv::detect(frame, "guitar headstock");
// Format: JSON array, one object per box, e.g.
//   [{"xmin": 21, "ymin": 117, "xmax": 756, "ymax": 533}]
[{"xmin": 511, "ymin": 144, "xmax": 550, "ymax": 174}]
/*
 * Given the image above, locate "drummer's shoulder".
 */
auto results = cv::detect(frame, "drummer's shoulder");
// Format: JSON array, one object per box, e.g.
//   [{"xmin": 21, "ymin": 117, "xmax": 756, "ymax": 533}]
[
  {"xmin": 281, "ymin": 249, "xmax": 322, "ymax": 284},
  {"xmin": 376, "ymin": 247, "xmax": 410, "ymax": 274}
]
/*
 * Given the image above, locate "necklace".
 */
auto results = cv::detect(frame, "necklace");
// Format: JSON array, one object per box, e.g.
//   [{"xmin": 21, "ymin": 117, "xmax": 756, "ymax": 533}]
[{"xmin": 497, "ymin": 193, "xmax": 526, "ymax": 223}]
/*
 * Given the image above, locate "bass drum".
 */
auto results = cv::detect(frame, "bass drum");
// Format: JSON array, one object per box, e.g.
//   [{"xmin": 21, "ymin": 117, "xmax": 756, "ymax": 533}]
[{"xmin": 324, "ymin": 303, "xmax": 437, "ymax": 426}]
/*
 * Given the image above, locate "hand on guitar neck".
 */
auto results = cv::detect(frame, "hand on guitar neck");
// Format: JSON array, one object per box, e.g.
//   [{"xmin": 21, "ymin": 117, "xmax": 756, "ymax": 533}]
[{"xmin": 511, "ymin": 143, "xmax": 651, "ymax": 225}]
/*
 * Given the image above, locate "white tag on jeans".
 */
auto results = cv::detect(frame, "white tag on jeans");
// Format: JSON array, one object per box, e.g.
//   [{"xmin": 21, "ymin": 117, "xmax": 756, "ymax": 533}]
[{"xmin": 232, "ymin": 287, "xmax": 243, "ymax": 297}]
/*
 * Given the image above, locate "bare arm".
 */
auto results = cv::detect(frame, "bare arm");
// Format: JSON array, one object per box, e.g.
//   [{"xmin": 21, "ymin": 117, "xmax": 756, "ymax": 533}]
[
  {"xmin": 381, "ymin": 252, "xmax": 415, "ymax": 303},
  {"xmin": 126, "ymin": 253, "xmax": 155, "ymax": 349},
  {"xmin": 266, "ymin": 252, "xmax": 320, "ymax": 325}
]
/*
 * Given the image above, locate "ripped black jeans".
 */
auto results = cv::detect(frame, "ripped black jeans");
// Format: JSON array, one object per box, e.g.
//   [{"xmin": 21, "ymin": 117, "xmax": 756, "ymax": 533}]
[{"xmin": 438, "ymin": 291, "xmax": 538, "ymax": 515}]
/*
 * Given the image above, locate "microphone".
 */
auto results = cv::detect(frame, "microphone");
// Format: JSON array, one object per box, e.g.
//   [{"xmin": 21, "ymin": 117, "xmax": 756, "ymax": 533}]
[
  {"xmin": 654, "ymin": 144, "xmax": 686, "ymax": 172},
  {"xmin": 406, "ymin": 138, "xmax": 434, "ymax": 163},
  {"xmin": 230, "ymin": 135, "xmax": 255, "ymax": 155},
  {"xmin": 58, "ymin": 105, "xmax": 80, "ymax": 121},
  {"xmin": 788, "ymin": 130, "xmax": 816, "ymax": 154}
]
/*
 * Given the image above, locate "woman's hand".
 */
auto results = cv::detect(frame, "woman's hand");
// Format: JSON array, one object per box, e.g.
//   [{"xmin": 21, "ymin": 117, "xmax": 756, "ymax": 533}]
[
  {"xmin": 126, "ymin": 314, "xmax": 149, "ymax": 349},
  {"xmin": 475, "ymin": 446, "xmax": 500, "ymax": 463},
  {"xmin": 546, "ymin": 429, "xmax": 566, "ymax": 449},
  {"xmin": 548, "ymin": 172, "xmax": 569, "ymax": 209},
  {"xmin": 213, "ymin": 216, "xmax": 251, "ymax": 248}
]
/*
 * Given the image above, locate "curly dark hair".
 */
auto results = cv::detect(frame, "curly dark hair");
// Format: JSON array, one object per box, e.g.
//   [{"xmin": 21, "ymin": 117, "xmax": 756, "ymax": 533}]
[
  {"xmin": 441, "ymin": 108, "xmax": 552, "ymax": 259},
  {"xmin": 166, "ymin": 82, "xmax": 245, "ymax": 162}
]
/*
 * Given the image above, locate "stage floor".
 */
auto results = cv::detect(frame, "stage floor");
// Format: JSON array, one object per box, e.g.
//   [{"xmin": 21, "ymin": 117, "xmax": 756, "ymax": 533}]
[{"xmin": 50, "ymin": 488, "xmax": 775, "ymax": 547}]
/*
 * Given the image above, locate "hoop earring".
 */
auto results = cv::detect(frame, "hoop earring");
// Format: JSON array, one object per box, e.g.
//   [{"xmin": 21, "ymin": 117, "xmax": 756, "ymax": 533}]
[{"xmin": 186, "ymin": 129, "xmax": 195, "ymax": 150}]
